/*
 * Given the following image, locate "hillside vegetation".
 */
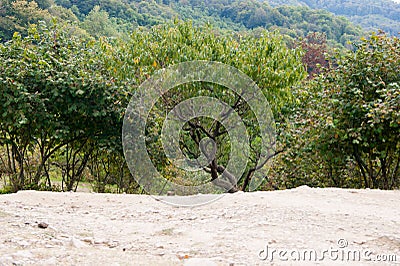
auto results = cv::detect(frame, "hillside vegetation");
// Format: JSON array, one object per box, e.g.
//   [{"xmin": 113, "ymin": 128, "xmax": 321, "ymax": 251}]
[
  {"xmin": 1, "ymin": 0, "xmax": 363, "ymax": 46},
  {"xmin": 0, "ymin": 1, "xmax": 399, "ymax": 194},
  {"xmin": 267, "ymin": 0, "xmax": 400, "ymax": 35}
]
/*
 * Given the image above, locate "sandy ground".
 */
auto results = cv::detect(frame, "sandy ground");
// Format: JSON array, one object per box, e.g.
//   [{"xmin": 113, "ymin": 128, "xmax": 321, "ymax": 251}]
[{"xmin": 0, "ymin": 186, "xmax": 399, "ymax": 265}]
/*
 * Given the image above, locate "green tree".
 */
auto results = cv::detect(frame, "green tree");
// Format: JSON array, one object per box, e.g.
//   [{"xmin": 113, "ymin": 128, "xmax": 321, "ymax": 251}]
[
  {"xmin": 281, "ymin": 33, "xmax": 400, "ymax": 190},
  {"xmin": 35, "ymin": 0, "xmax": 55, "ymax": 9},
  {"xmin": 81, "ymin": 5, "xmax": 121, "ymax": 38},
  {"xmin": 0, "ymin": 0, "xmax": 51, "ymax": 40},
  {"xmin": 117, "ymin": 22, "xmax": 306, "ymax": 193},
  {"xmin": 322, "ymin": 33, "xmax": 399, "ymax": 189},
  {"xmin": 0, "ymin": 22, "xmax": 126, "ymax": 191}
]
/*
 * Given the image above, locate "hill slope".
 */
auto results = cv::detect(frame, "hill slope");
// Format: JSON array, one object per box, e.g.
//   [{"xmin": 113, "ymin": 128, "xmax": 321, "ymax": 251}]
[
  {"xmin": 53, "ymin": 0, "xmax": 363, "ymax": 45},
  {"xmin": 266, "ymin": 0, "xmax": 400, "ymax": 35},
  {"xmin": 0, "ymin": 0, "xmax": 363, "ymax": 45}
]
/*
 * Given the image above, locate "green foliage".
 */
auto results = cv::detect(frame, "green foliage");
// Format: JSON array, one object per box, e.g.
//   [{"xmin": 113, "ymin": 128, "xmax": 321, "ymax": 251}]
[
  {"xmin": 0, "ymin": 21, "xmax": 128, "ymax": 191},
  {"xmin": 0, "ymin": 185, "xmax": 15, "ymax": 194},
  {"xmin": 0, "ymin": 2, "xmax": 398, "ymax": 193},
  {"xmin": 277, "ymin": 32, "xmax": 400, "ymax": 189},
  {"xmin": 35, "ymin": 0, "xmax": 55, "ymax": 9},
  {"xmin": 0, "ymin": 0, "xmax": 365, "ymax": 49},
  {"xmin": 0, "ymin": 0, "xmax": 52, "ymax": 40},
  {"xmin": 275, "ymin": 6, "xmax": 362, "ymax": 47},
  {"xmin": 81, "ymin": 5, "xmax": 125, "ymax": 39},
  {"xmin": 49, "ymin": 0, "xmax": 362, "ymax": 46},
  {"xmin": 114, "ymin": 22, "xmax": 306, "ymax": 192},
  {"xmin": 323, "ymin": 33, "xmax": 400, "ymax": 189},
  {"xmin": 268, "ymin": 0, "xmax": 400, "ymax": 36}
]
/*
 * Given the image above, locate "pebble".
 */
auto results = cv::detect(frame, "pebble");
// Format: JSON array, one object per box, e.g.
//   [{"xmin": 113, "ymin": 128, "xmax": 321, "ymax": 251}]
[
  {"xmin": 38, "ymin": 222, "xmax": 49, "ymax": 229},
  {"xmin": 155, "ymin": 243, "xmax": 164, "ymax": 249},
  {"xmin": 82, "ymin": 237, "xmax": 94, "ymax": 244},
  {"xmin": 107, "ymin": 241, "xmax": 119, "ymax": 248},
  {"xmin": 17, "ymin": 240, "xmax": 30, "ymax": 248},
  {"xmin": 94, "ymin": 238, "xmax": 108, "ymax": 245},
  {"xmin": 69, "ymin": 237, "xmax": 86, "ymax": 248}
]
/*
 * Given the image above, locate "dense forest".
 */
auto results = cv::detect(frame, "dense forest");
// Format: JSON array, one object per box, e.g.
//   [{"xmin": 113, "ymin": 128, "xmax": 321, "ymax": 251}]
[
  {"xmin": 0, "ymin": 0, "xmax": 399, "ymax": 194},
  {"xmin": 267, "ymin": 0, "xmax": 400, "ymax": 35},
  {"xmin": 1, "ymin": 0, "xmax": 364, "ymax": 46},
  {"xmin": 2, "ymin": 0, "xmax": 399, "ymax": 44}
]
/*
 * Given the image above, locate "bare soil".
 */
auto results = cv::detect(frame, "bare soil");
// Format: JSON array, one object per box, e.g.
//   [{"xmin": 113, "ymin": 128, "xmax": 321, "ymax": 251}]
[{"xmin": 0, "ymin": 186, "xmax": 399, "ymax": 265}]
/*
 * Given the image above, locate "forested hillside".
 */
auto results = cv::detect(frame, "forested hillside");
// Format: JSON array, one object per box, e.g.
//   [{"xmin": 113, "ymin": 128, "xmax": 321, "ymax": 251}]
[
  {"xmin": 1, "ymin": 0, "xmax": 363, "ymax": 46},
  {"xmin": 267, "ymin": 0, "xmax": 400, "ymax": 35}
]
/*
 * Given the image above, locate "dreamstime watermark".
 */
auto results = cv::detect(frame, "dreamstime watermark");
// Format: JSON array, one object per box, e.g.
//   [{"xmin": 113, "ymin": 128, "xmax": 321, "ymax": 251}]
[
  {"xmin": 122, "ymin": 61, "xmax": 276, "ymax": 206},
  {"xmin": 258, "ymin": 239, "xmax": 399, "ymax": 263}
]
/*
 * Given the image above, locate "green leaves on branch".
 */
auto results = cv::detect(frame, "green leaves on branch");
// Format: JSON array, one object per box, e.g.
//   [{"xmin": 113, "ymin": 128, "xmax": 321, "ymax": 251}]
[
  {"xmin": 281, "ymin": 32, "xmax": 400, "ymax": 189},
  {"xmin": 0, "ymin": 21, "xmax": 126, "ymax": 191}
]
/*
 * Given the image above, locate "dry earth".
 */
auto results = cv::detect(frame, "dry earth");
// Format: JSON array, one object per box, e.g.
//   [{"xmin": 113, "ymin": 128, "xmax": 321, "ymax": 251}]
[{"xmin": 0, "ymin": 186, "xmax": 399, "ymax": 265}]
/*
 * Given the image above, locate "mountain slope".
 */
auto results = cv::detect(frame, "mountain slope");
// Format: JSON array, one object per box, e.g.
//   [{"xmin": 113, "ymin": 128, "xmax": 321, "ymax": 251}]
[
  {"xmin": 53, "ymin": 0, "xmax": 362, "ymax": 45},
  {"xmin": 0, "ymin": 0, "xmax": 364, "ymax": 46},
  {"xmin": 266, "ymin": 0, "xmax": 400, "ymax": 35}
]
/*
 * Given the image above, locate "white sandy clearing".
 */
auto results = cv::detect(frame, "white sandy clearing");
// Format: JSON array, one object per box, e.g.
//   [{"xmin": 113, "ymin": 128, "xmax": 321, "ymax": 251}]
[{"xmin": 0, "ymin": 186, "xmax": 399, "ymax": 265}]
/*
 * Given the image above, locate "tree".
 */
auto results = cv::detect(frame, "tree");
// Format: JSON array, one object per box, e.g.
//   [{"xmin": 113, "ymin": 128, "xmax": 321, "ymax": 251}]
[
  {"xmin": 288, "ymin": 32, "xmax": 400, "ymax": 189},
  {"xmin": 0, "ymin": 21, "xmax": 126, "ymax": 191},
  {"xmin": 35, "ymin": 0, "xmax": 55, "ymax": 9},
  {"xmin": 81, "ymin": 5, "xmax": 120, "ymax": 38},
  {"xmin": 119, "ymin": 22, "xmax": 306, "ymax": 194},
  {"xmin": 327, "ymin": 33, "xmax": 399, "ymax": 189},
  {"xmin": 299, "ymin": 32, "xmax": 330, "ymax": 77},
  {"xmin": 247, "ymin": 7, "xmax": 268, "ymax": 28},
  {"xmin": 0, "ymin": 0, "xmax": 51, "ymax": 40}
]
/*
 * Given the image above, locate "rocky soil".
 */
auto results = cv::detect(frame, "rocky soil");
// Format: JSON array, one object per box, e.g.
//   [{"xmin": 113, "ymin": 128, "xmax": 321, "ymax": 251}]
[{"xmin": 0, "ymin": 186, "xmax": 399, "ymax": 265}]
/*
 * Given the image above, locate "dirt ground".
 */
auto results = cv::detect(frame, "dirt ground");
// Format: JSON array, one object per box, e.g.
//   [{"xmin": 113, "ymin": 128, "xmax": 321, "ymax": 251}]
[{"xmin": 0, "ymin": 186, "xmax": 399, "ymax": 265}]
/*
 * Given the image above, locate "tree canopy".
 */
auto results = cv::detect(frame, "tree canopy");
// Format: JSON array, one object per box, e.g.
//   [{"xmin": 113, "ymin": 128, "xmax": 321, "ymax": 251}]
[
  {"xmin": 268, "ymin": 0, "xmax": 400, "ymax": 35},
  {"xmin": 0, "ymin": 2, "xmax": 398, "ymax": 194},
  {"xmin": 1, "ymin": 0, "xmax": 364, "ymax": 46},
  {"xmin": 275, "ymin": 32, "xmax": 400, "ymax": 190}
]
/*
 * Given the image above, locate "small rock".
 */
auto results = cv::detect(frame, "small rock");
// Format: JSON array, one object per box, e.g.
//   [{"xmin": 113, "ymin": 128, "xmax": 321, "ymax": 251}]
[
  {"xmin": 17, "ymin": 240, "xmax": 30, "ymax": 248},
  {"xmin": 155, "ymin": 243, "xmax": 164, "ymax": 249},
  {"xmin": 38, "ymin": 222, "xmax": 48, "ymax": 229},
  {"xmin": 82, "ymin": 237, "xmax": 94, "ymax": 244},
  {"xmin": 69, "ymin": 237, "xmax": 86, "ymax": 248},
  {"xmin": 180, "ymin": 216, "xmax": 197, "ymax": 221},
  {"xmin": 94, "ymin": 238, "xmax": 107, "ymax": 245},
  {"xmin": 107, "ymin": 241, "xmax": 119, "ymax": 248}
]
